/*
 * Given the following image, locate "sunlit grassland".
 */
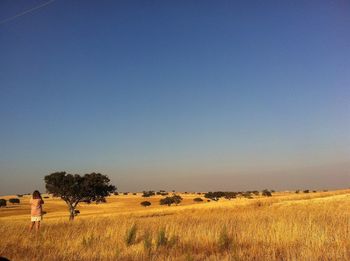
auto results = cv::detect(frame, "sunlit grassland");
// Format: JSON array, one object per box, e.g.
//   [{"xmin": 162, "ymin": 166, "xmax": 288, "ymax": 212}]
[{"xmin": 1, "ymin": 190, "xmax": 350, "ymax": 260}]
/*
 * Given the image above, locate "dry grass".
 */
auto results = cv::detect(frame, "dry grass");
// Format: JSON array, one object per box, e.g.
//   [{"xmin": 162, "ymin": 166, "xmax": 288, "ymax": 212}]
[{"xmin": 1, "ymin": 190, "xmax": 350, "ymax": 260}]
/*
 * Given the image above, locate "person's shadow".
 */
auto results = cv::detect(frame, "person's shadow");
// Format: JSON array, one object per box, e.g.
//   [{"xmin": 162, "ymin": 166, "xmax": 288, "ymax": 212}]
[{"xmin": 0, "ymin": 257, "xmax": 10, "ymax": 261}]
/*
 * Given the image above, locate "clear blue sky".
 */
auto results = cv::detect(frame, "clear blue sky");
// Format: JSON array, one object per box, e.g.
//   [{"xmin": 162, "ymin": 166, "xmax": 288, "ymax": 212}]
[{"xmin": 1, "ymin": 0, "xmax": 349, "ymax": 195}]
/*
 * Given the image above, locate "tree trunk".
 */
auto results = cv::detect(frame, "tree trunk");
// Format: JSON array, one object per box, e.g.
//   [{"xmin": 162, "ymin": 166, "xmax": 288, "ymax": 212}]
[
  {"xmin": 68, "ymin": 203, "xmax": 75, "ymax": 221},
  {"xmin": 69, "ymin": 208, "xmax": 75, "ymax": 220}
]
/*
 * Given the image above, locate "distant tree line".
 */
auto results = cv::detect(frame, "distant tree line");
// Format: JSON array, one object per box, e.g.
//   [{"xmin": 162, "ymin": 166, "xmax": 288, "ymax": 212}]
[
  {"xmin": 203, "ymin": 189, "xmax": 274, "ymax": 201},
  {"xmin": 0, "ymin": 197, "xmax": 21, "ymax": 207}
]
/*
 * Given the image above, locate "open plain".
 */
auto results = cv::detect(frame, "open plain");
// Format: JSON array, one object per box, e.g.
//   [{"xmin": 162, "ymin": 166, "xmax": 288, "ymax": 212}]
[{"xmin": 1, "ymin": 190, "xmax": 350, "ymax": 261}]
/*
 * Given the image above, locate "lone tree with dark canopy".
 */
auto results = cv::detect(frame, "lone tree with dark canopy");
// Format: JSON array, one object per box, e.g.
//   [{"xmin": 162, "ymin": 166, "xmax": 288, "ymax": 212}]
[{"xmin": 44, "ymin": 172, "xmax": 116, "ymax": 220}]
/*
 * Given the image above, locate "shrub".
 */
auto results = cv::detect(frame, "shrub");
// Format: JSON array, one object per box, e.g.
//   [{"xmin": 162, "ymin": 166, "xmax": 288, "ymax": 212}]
[
  {"xmin": 125, "ymin": 224, "xmax": 137, "ymax": 246},
  {"xmin": 193, "ymin": 197, "xmax": 203, "ymax": 202},
  {"xmin": 140, "ymin": 201, "xmax": 151, "ymax": 207},
  {"xmin": 43, "ymin": 196, "xmax": 49, "ymax": 198},
  {"xmin": 114, "ymin": 192, "xmax": 119, "ymax": 196},
  {"xmin": 262, "ymin": 189, "xmax": 272, "ymax": 197},
  {"xmin": 123, "ymin": 192, "xmax": 129, "ymax": 195},
  {"xmin": 9, "ymin": 198, "xmax": 20, "ymax": 204},
  {"xmin": 303, "ymin": 190, "xmax": 310, "ymax": 193},
  {"xmin": 295, "ymin": 190, "xmax": 300, "ymax": 194},
  {"xmin": 17, "ymin": 194, "xmax": 23, "ymax": 197},
  {"xmin": 0, "ymin": 199, "xmax": 6, "ymax": 207}
]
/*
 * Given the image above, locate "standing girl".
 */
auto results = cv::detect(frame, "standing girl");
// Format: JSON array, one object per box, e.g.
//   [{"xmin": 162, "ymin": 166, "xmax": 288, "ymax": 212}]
[{"xmin": 29, "ymin": 190, "xmax": 44, "ymax": 233}]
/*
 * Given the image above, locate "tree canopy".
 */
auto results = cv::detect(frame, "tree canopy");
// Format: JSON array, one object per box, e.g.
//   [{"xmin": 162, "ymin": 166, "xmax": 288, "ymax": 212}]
[{"xmin": 44, "ymin": 172, "xmax": 116, "ymax": 220}]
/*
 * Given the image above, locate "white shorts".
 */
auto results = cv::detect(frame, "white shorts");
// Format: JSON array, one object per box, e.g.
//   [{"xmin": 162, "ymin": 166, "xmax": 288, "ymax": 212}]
[{"xmin": 31, "ymin": 216, "xmax": 42, "ymax": 222}]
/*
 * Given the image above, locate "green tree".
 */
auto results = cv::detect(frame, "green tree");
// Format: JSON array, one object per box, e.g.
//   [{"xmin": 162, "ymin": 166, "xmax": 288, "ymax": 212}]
[
  {"xmin": 262, "ymin": 189, "xmax": 272, "ymax": 197},
  {"xmin": 44, "ymin": 172, "xmax": 116, "ymax": 220}
]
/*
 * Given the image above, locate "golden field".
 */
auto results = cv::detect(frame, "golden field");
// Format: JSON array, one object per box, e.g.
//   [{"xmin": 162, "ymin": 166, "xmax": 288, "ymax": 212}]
[{"xmin": 0, "ymin": 190, "xmax": 350, "ymax": 261}]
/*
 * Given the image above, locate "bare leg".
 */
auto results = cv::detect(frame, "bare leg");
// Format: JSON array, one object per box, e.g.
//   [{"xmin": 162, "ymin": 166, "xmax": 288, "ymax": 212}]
[
  {"xmin": 35, "ymin": 221, "xmax": 40, "ymax": 233},
  {"xmin": 29, "ymin": 221, "xmax": 35, "ymax": 231}
]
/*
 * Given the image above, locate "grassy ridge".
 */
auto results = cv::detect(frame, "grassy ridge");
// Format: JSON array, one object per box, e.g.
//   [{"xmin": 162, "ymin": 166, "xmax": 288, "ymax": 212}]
[{"xmin": 0, "ymin": 190, "xmax": 350, "ymax": 260}]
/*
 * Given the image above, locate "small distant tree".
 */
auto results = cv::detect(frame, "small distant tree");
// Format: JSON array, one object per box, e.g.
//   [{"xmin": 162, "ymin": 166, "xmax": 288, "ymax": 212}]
[
  {"xmin": 123, "ymin": 192, "xmax": 129, "ymax": 195},
  {"xmin": 142, "ymin": 191, "xmax": 155, "ymax": 197},
  {"xmin": 303, "ymin": 190, "xmax": 309, "ymax": 193},
  {"xmin": 44, "ymin": 172, "xmax": 116, "ymax": 220},
  {"xmin": 224, "ymin": 192, "xmax": 237, "ymax": 200},
  {"xmin": 204, "ymin": 191, "xmax": 226, "ymax": 201},
  {"xmin": 160, "ymin": 197, "xmax": 174, "ymax": 206},
  {"xmin": 0, "ymin": 199, "xmax": 6, "ymax": 207},
  {"xmin": 242, "ymin": 192, "xmax": 253, "ymax": 199},
  {"xmin": 172, "ymin": 194, "xmax": 183, "ymax": 205},
  {"xmin": 193, "ymin": 197, "xmax": 203, "ymax": 202},
  {"xmin": 140, "ymin": 201, "xmax": 151, "ymax": 207},
  {"xmin": 156, "ymin": 190, "xmax": 168, "ymax": 196},
  {"xmin": 114, "ymin": 192, "xmax": 119, "ymax": 196},
  {"xmin": 160, "ymin": 195, "xmax": 183, "ymax": 206},
  {"xmin": 262, "ymin": 189, "xmax": 272, "ymax": 197},
  {"xmin": 17, "ymin": 194, "xmax": 23, "ymax": 198},
  {"xmin": 9, "ymin": 198, "xmax": 20, "ymax": 204},
  {"xmin": 295, "ymin": 190, "xmax": 300, "ymax": 194},
  {"xmin": 252, "ymin": 191, "xmax": 260, "ymax": 196}
]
